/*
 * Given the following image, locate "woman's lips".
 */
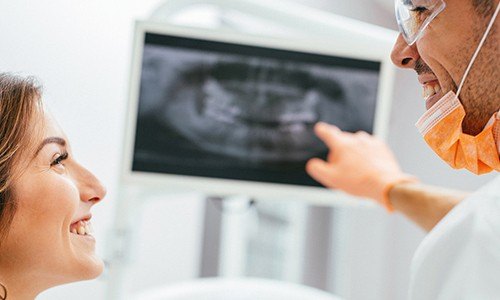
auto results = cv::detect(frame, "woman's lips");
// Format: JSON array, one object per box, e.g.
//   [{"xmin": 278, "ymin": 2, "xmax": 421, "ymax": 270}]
[{"xmin": 70, "ymin": 218, "xmax": 94, "ymax": 236}]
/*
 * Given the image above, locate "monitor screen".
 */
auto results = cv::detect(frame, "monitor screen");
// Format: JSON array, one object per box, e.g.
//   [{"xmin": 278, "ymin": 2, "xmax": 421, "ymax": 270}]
[{"xmin": 131, "ymin": 28, "xmax": 381, "ymax": 188}]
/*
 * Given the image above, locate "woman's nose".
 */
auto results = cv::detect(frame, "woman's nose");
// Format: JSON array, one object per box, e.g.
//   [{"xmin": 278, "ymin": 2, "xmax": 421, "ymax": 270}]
[
  {"xmin": 76, "ymin": 165, "xmax": 107, "ymax": 204},
  {"xmin": 391, "ymin": 34, "xmax": 420, "ymax": 69}
]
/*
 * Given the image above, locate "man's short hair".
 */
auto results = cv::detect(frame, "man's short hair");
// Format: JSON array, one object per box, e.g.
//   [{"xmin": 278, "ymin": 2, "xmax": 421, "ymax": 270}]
[{"xmin": 473, "ymin": 0, "xmax": 495, "ymax": 16}]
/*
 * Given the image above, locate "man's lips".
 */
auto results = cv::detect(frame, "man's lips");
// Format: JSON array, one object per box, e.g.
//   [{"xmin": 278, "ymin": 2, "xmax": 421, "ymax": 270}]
[
  {"xmin": 425, "ymin": 89, "xmax": 443, "ymax": 110},
  {"xmin": 418, "ymin": 74, "xmax": 443, "ymax": 109},
  {"xmin": 418, "ymin": 73, "xmax": 438, "ymax": 85}
]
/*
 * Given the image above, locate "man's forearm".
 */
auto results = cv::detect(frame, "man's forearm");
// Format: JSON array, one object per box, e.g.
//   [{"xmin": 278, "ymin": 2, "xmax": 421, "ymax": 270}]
[{"xmin": 389, "ymin": 182, "xmax": 469, "ymax": 232}]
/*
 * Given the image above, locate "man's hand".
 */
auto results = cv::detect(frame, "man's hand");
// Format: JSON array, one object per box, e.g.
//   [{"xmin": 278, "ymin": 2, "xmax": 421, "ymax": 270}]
[
  {"xmin": 306, "ymin": 122, "xmax": 466, "ymax": 230},
  {"xmin": 306, "ymin": 122, "xmax": 416, "ymax": 211}
]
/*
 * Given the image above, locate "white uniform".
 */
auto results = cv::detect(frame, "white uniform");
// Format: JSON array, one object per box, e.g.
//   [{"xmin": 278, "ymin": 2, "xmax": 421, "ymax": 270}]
[{"xmin": 409, "ymin": 175, "xmax": 500, "ymax": 300}]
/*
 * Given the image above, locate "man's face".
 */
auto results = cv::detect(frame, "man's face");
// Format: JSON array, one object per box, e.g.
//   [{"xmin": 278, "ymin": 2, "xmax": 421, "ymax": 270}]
[{"xmin": 391, "ymin": 0, "xmax": 499, "ymax": 135}]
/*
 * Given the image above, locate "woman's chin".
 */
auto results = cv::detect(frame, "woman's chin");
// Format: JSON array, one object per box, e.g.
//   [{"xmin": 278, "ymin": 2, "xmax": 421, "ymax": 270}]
[
  {"xmin": 67, "ymin": 251, "xmax": 105, "ymax": 282},
  {"xmin": 80, "ymin": 255, "xmax": 105, "ymax": 280},
  {"xmin": 68, "ymin": 233, "xmax": 104, "ymax": 279}
]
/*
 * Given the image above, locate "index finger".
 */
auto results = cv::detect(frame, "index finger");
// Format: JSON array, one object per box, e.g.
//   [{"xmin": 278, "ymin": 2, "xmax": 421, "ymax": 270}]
[{"xmin": 314, "ymin": 122, "xmax": 345, "ymax": 149}]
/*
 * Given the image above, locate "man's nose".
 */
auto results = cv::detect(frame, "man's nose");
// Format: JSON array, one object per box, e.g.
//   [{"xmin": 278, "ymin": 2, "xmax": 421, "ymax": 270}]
[{"xmin": 391, "ymin": 34, "xmax": 420, "ymax": 69}]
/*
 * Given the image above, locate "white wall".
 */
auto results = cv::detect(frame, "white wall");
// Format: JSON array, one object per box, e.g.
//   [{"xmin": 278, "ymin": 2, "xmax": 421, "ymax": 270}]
[
  {"xmin": 1, "ymin": 0, "xmax": 496, "ymax": 299},
  {"xmin": 293, "ymin": 0, "xmax": 397, "ymax": 29}
]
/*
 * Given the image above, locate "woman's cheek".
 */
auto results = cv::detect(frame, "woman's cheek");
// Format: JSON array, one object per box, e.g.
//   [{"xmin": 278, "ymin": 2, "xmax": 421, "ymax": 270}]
[
  {"xmin": 49, "ymin": 176, "xmax": 81, "ymax": 215},
  {"xmin": 24, "ymin": 173, "xmax": 80, "ymax": 226}
]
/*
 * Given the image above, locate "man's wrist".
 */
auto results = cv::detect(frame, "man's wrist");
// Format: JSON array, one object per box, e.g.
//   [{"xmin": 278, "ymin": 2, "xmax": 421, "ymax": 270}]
[{"xmin": 381, "ymin": 175, "xmax": 420, "ymax": 213}]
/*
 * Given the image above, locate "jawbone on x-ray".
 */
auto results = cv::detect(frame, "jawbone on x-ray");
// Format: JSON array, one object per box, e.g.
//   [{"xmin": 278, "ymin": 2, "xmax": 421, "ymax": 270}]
[{"xmin": 134, "ymin": 40, "xmax": 379, "ymax": 186}]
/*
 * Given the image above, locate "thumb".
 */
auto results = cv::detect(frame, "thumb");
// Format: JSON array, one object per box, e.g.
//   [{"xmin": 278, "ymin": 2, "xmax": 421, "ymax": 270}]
[{"xmin": 306, "ymin": 158, "xmax": 339, "ymax": 188}]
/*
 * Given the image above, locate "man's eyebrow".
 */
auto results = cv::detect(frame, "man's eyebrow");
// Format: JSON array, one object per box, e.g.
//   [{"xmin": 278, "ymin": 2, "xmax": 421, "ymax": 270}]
[{"xmin": 35, "ymin": 137, "xmax": 67, "ymax": 156}]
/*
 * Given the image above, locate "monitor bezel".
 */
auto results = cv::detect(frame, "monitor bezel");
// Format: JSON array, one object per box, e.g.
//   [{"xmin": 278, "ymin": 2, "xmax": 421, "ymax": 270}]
[{"xmin": 122, "ymin": 20, "xmax": 396, "ymax": 206}]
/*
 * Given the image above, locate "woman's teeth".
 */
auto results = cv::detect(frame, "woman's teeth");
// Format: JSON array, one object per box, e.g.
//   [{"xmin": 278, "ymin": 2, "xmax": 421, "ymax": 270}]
[
  {"xmin": 423, "ymin": 83, "xmax": 442, "ymax": 100},
  {"xmin": 70, "ymin": 220, "xmax": 93, "ymax": 236}
]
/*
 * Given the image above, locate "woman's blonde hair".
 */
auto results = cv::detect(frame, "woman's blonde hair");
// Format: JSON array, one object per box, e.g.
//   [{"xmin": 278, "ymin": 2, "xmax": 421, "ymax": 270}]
[
  {"xmin": 0, "ymin": 73, "xmax": 43, "ymax": 298},
  {"xmin": 0, "ymin": 73, "xmax": 43, "ymax": 241},
  {"xmin": 0, "ymin": 73, "xmax": 44, "ymax": 299}
]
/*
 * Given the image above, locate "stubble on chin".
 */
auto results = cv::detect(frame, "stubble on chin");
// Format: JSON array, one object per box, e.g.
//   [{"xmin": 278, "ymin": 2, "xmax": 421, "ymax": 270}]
[{"xmin": 459, "ymin": 23, "xmax": 499, "ymax": 135}]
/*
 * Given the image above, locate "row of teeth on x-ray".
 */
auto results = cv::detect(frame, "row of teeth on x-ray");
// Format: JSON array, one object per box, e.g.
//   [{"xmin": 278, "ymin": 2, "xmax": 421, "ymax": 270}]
[
  {"xmin": 158, "ymin": 62, "xmax": 350, "ymax": 163},
  {"xmin": 140, "ymin": 50, "xmax": 374, "ymax": 163},
  {"xmin": 201, "ymin": 78, "xmax": 321, "ymax": 128}
]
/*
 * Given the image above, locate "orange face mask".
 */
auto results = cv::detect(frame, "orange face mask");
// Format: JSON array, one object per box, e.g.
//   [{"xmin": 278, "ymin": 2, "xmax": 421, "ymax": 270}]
[
  {"xmin": 415, "ymin": 3, "xmax": 500, "ymax": 175},
  {"xmin": 416, "ymin": 92, "xmax": 500, "ymax": 175}
]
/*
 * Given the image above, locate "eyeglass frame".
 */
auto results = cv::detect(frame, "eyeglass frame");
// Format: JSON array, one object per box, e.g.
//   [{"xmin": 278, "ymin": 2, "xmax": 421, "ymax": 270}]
[{"xmin": 395, "ymin": 0, "xmax": 447, "ymax": 45}]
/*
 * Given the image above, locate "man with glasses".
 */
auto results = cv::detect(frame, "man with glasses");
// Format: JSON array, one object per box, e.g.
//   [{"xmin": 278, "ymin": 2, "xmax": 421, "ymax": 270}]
[{"xmin": 307, "ymin": 0, "xmax": 499, "ymax": 298}]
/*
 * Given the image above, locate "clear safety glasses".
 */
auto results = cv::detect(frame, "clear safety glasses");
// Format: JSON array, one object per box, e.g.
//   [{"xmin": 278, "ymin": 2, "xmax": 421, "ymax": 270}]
[{"xmin": 395, "ymin": 0, "xmax": 446, "ymax": 45}]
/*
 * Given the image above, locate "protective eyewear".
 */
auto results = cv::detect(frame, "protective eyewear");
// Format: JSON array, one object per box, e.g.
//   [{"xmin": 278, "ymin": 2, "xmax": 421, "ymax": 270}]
[{"xmin": 395, "ymin": 0, "xmax": 446, "ymax": 45}]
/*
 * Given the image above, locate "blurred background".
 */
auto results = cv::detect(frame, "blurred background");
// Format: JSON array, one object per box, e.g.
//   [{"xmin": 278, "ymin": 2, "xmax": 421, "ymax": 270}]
[{"xmin": 0, "ymin": 0, "xmax": 496, "ymax": 299}]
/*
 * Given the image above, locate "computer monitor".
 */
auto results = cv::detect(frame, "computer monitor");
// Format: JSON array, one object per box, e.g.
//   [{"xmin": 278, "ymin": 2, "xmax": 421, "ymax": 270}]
[{"xmin": 122, "ymin": 21, "xmax": 395, "ymax": 204}]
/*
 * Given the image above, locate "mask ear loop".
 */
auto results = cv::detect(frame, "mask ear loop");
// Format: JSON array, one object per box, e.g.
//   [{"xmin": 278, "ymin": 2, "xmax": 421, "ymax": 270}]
[{"xmin": 456, "ymin": 3, "xmax": 500, "ymax": 98}]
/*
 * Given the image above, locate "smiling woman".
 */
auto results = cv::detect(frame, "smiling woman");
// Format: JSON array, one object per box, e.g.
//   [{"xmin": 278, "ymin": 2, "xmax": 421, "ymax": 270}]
[{"xmin": 0, "ymin": 73, "xmax": 106, "ymax": 299}]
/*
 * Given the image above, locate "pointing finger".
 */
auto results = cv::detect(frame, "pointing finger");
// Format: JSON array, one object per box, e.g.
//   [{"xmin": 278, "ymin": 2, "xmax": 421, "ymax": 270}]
[{"xmin": 314, "ymin": 122, "xmax": 344, "ymax": 149}]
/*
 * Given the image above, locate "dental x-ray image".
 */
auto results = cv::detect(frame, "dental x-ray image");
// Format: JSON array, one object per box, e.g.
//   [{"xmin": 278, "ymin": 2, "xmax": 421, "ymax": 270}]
[{"xmin": 132, "ymin": 33, "xmax": 381, "ymax": 186}]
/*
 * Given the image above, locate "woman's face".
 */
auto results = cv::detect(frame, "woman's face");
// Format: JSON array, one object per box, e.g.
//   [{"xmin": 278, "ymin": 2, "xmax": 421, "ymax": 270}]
[{"xmin": 1, "ymin": 111, "xmax": 106, "ymax": 289}]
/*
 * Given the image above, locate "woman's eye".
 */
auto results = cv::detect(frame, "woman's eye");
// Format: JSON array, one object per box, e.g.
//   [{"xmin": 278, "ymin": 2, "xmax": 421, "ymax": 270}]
[{"xmin": 50, "ymin": 152, "xmax": 69, "ymax": 167}]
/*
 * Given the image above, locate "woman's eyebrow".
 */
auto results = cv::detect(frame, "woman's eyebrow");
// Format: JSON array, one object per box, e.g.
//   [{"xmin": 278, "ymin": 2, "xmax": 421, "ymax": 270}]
[{"xmin": 35, "ymin": 137, "xmax": 66, "ymax": 156}]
